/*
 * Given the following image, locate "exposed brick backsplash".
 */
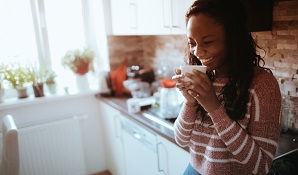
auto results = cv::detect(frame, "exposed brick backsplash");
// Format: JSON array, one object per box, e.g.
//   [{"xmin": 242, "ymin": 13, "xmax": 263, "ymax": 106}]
[{"xmin": 107, "ymin": 0, "xmax": 298, "ymax": 132}]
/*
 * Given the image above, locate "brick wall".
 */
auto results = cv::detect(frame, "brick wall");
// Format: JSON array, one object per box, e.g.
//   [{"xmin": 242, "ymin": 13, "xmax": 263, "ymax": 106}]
[
  {"xmin": 254, "ymin": 0, "xmax": 298, "ymax": 132},
  {"xmin": 253, "ymin": 0, "xmax": 298, "ymax": 97},
  {"xmin": 107, "ymin": 0, "xmax": 298, "ymax": 132}
]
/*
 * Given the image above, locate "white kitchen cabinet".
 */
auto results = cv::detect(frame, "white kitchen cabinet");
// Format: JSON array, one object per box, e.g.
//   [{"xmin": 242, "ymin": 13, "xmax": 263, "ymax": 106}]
[
  {"xmin": 99, "ymin": 101, "xmax": 126, "ymax": 175},
  {"xmin": 170, "ymin": 0, "xmax": 194, "ymax": 35},
  {"xmin": 157, "ymin": 135, "xmax": 190, "ymax": 175},
  {"xmin": 109, "ymin": 0, "xmax": 138, "ymax": 35},
  {"xmin": 109, "ymin": 0, "xmax": 194, "ymax": 35},
  {"xmin": 136, "ymin": 0, "xmax": 171, "ymax": 35}
]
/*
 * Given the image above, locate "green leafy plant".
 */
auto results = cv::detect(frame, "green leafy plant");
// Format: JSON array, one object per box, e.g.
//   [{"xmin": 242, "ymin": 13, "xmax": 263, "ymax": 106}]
[
  {"xmin": 27, "ymin": 68, "xmax": 47, "ymax": 85},
  {"xmin": 61, "ymin": 47, "xmax": 95, "ymax": 75},
  {"xmin": 1, "ymin": 63, "xmax": 31, "ymax": 89},
  {"xmin": 44, "ymin": 70, "xmax": 57, "ymax": 84}
]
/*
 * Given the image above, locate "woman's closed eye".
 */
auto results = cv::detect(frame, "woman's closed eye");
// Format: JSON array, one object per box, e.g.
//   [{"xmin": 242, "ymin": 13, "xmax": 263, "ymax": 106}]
[{"xmin": 202, "ymin": 40, "xmax": 215, "ymax": 45}]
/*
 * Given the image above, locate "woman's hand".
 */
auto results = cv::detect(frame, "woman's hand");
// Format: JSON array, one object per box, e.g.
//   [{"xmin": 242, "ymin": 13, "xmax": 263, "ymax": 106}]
[
  {"xmin": 185, "ymin": 69, "xmax": 221, "ymax": 112},
  {"xmin": 172, "ymin": 68, "xmax": 198, "ymax": 106}
]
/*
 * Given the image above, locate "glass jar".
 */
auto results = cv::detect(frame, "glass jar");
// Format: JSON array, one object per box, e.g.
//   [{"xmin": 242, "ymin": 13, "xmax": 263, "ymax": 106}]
[{"xmin": 159, "ymin": 87, "xmax": 181, "ymax": 119}]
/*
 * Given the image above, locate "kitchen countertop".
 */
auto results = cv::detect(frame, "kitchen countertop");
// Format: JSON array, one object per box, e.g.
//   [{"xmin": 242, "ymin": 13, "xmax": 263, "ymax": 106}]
[
  {"xmin": 97, "ymin": 95, "xmax": 298, "ymax": 158},
  {"xmin": 98, "ymin": 96, "xmax": 178, "ymax": 145}
]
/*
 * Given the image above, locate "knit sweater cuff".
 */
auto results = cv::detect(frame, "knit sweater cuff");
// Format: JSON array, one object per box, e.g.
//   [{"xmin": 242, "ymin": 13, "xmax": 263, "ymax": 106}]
[{"xmin": 179, "ymin": 102, "xmax": 198, "ymax": 122}]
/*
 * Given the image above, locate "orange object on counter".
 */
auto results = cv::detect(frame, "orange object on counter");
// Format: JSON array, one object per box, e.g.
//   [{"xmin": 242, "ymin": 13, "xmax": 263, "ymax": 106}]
[
  {"xmin": 160, "ymin": 78, "xmax": 176, "ymax": 88},
  {"xmin": 110, "ymin": 59, "xmax": 127, "ymax": 96}
]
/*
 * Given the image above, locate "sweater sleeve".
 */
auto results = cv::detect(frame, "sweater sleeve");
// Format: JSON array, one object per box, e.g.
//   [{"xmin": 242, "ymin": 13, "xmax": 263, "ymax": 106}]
[
  {"xmin": 209, "ymin": 72, "xmax": 281, "ymax": 175},
  {"xmin": 174, "ymin": 102, "xmax": 200, "ymax": 147}
]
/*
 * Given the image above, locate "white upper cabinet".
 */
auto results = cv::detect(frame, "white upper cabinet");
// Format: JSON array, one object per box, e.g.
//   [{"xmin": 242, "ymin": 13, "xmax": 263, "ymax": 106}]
[
  {"xmin": 109, "ymin": 0, "xmax": 194, "ymax": 35},
  {"xmin": 171, "ymin": 0, "xmax": 194, "ymax": 35},
  {"xmin": 109, "ymin": 0, "xmax": 138, "ymax": 35}
]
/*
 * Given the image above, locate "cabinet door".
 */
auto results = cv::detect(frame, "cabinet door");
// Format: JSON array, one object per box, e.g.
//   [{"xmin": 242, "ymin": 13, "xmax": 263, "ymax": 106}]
[
  {"xmin": 99, "ymin": 101, "xmax": 126, "ymax": 175},
  {"xmin": 170, "ymin": 0, "xmax": 194, "ymax": 34},
  {"xmin": 110, "ymin": 0, "xmax": 138, "ymax": 35},
  {"xmin": 136, "ymin": 0, "xmax": 171, "ymax": 35},
  {"xmin": 157, "ymin": 135, "xmax": 190, "ymax": 175},
  {"xmin": 109, "ymin": 0, "xmax": 194, "ymax": 35}
]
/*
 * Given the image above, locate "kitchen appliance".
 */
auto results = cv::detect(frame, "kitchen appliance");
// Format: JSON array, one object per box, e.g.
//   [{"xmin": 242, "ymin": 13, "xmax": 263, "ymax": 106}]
[
  {"xmin": 268, "ymin": 149, "xmax": 298, "ymax": 175},
  {"xmin": 121, "ymin": 116, "xmax": 167, "ymax": 175},
  {"xmin": 16, "ymin": 115, "xmax": 86, "ymax": 175},
  {"xmin": 159, "ymin": 87, "xmax": 184, "ymax": 119},
  {"xmin": 126, "ymin": 96, "xmax": 156, "ymax": 113},
  {"xmin": 123, "ymin": 79, "xmax": 151, "ymax": 98}
]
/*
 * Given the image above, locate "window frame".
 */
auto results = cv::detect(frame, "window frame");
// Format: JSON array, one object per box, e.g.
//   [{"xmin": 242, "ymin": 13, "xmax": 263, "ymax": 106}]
[{"xmin": 1, "ymin": 0, "xmax": 110, "ymax": 98}]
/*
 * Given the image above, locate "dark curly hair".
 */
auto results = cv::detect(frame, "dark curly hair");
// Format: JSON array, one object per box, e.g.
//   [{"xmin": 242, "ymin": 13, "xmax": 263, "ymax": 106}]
[{"xmin": 185, "ymin": 0, "xmax": 269, "ymax": 121}]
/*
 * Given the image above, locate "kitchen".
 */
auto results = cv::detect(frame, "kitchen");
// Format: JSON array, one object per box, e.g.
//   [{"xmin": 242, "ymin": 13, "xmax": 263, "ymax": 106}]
[{"xmin": 0, "ymin": 0, "xmax": 298, "ymax": 175}]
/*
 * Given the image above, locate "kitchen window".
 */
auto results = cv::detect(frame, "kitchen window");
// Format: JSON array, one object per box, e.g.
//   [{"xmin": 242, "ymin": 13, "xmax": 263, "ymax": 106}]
[{"xmin": 0, "ymin": 0, "xmax": 109, "ymax": 97}]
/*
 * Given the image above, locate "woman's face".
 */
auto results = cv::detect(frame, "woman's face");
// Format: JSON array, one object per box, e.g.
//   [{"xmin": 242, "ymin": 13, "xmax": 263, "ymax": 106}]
[{"xmin": 187, "ymin": 13, "xmax": 228, "ymax": 76}]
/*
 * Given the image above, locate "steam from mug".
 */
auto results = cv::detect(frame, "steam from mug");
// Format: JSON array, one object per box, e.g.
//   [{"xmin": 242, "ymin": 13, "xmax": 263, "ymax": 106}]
[{"xmin": 180, "ymin": 65, "xmax": 207, "ymax": 83}]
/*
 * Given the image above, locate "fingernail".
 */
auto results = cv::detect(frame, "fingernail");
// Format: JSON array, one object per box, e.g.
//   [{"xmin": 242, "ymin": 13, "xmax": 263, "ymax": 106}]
[{"xmin": 189, "ymin": 85, "xmax": 195, "ymax": 89}]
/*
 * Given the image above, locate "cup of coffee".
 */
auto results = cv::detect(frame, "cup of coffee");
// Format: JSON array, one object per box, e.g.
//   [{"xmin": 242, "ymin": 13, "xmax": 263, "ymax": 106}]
[{"xmin": 180, "ymin": 65, "xmax": 207, "ymax": 82}]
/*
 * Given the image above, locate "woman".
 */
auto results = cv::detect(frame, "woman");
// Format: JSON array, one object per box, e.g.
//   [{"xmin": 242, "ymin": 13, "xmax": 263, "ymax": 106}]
[{"xmin": 172, "ymin": 0, "xmax": 281, "ymax": 174}]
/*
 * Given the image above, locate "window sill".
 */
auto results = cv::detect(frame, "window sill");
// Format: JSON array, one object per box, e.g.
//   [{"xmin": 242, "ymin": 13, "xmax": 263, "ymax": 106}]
[{"xmin": 0, "ymin": 86, "xmax": 100, "ymax": 110}]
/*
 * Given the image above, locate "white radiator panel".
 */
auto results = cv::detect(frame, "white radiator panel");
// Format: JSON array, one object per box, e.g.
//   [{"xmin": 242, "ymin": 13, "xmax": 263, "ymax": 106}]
[{"xmin": 18, "ymin": 116, "xmax": 86, "ymax": 175}]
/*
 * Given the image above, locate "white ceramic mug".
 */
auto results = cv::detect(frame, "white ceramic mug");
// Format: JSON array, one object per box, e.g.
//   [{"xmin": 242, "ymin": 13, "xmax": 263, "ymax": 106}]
[{"xmin": 180, "ymin": 65, "xmax": 207, "ymax": 82}]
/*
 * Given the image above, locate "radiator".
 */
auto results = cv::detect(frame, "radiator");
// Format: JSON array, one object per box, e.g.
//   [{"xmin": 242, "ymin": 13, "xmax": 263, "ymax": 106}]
[{"xmin": 16, "ymin": 115, "xmax": 87, "ymax": 175}]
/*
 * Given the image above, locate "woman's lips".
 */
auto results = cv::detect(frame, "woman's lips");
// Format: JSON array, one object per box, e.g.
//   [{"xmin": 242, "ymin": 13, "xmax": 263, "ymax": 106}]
[{"xmin": 200, "ymin": 57, "xmax": 214, "ymax": 63}]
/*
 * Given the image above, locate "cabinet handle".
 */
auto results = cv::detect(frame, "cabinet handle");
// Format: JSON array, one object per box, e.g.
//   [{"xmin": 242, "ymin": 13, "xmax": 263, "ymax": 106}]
[
  {"xmin": 129, "ymin": 3, "xmax": 137, "ymax": 29},
  {"xmin": 157, "ymin": 142, "xmax": 168, "ymax": 174}
]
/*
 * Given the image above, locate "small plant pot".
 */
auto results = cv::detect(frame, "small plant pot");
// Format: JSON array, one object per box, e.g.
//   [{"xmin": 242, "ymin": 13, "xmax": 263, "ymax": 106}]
[
  {"xmin": 74, "ymin": 60, "xmax": 90, "ymax": 75},
  {"xmin": 46, "ymin": 83, "xmax": 57, "ymax": 94},
  {"xmin": 17, "ymin": 87, "xmax": 28, "ymax": 99},
  {"xmin": 33, "ymin": 83, "xmax": 44, "ymax": 97}
]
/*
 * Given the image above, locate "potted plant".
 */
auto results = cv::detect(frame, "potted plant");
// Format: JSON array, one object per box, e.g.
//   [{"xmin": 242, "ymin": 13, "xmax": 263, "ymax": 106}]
[
  {"xmin": 61, "ymin": 47, "xmax": 95, "ymax": 91},
  {"xmin": 28, "ymin": 68, "xmax": 47, "ymax": 97},
  {"xmin": 1, "ymin": 63, "xmax": 31, "ymax": 98},
  {"xmin": 44, "ymin": 70, "xmax": 57, "ymax": 94},
  {"xmin": 61, "ymin": 47, "xmax": 95, "ymax": 75}
]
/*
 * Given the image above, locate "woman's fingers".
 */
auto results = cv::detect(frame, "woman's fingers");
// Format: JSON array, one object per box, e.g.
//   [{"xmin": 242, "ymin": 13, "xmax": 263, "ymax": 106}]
[
  {"xmin": 173, "ymin": 67, "xmax": 181, "ymax": 75},
  {"xmin": 172, "ymin": 74, "xmax": 184, "ymax": 82},
  {"xmin": 176, "ymin": 81, "xmax": 191, "ymax": 89},
  {"xmin": 172, "ymin": 71, "xmax": 197, "ymax": 104},
  {"xmin": 186, "ymin": 77, "xmax": 221, "ymax": 113},
  {"xmin": 187, "ymin": 89, "xmax": 200, "ymax": 98}
]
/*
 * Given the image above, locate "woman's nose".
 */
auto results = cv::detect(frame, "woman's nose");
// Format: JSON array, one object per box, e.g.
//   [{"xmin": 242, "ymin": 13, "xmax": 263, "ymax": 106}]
[{"xmin": 194, "ymin": 46, "xmax": 206, "ymax": 58}]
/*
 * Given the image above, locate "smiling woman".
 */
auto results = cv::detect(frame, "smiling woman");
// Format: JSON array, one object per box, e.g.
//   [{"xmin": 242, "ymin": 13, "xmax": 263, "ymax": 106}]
[
  {"xmin": 172, "ymin": 0, "xmax": 282, "ymax": 175},
  {"xmin": 0, "ymin": 0, "xmax": 109, "ymax": 98}
]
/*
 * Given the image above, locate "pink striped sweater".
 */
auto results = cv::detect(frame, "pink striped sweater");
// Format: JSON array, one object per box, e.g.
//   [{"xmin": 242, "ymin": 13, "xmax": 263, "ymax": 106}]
[{"xmin": 174, "ymin": 67, "xmax": 281, "ymax": 175}]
